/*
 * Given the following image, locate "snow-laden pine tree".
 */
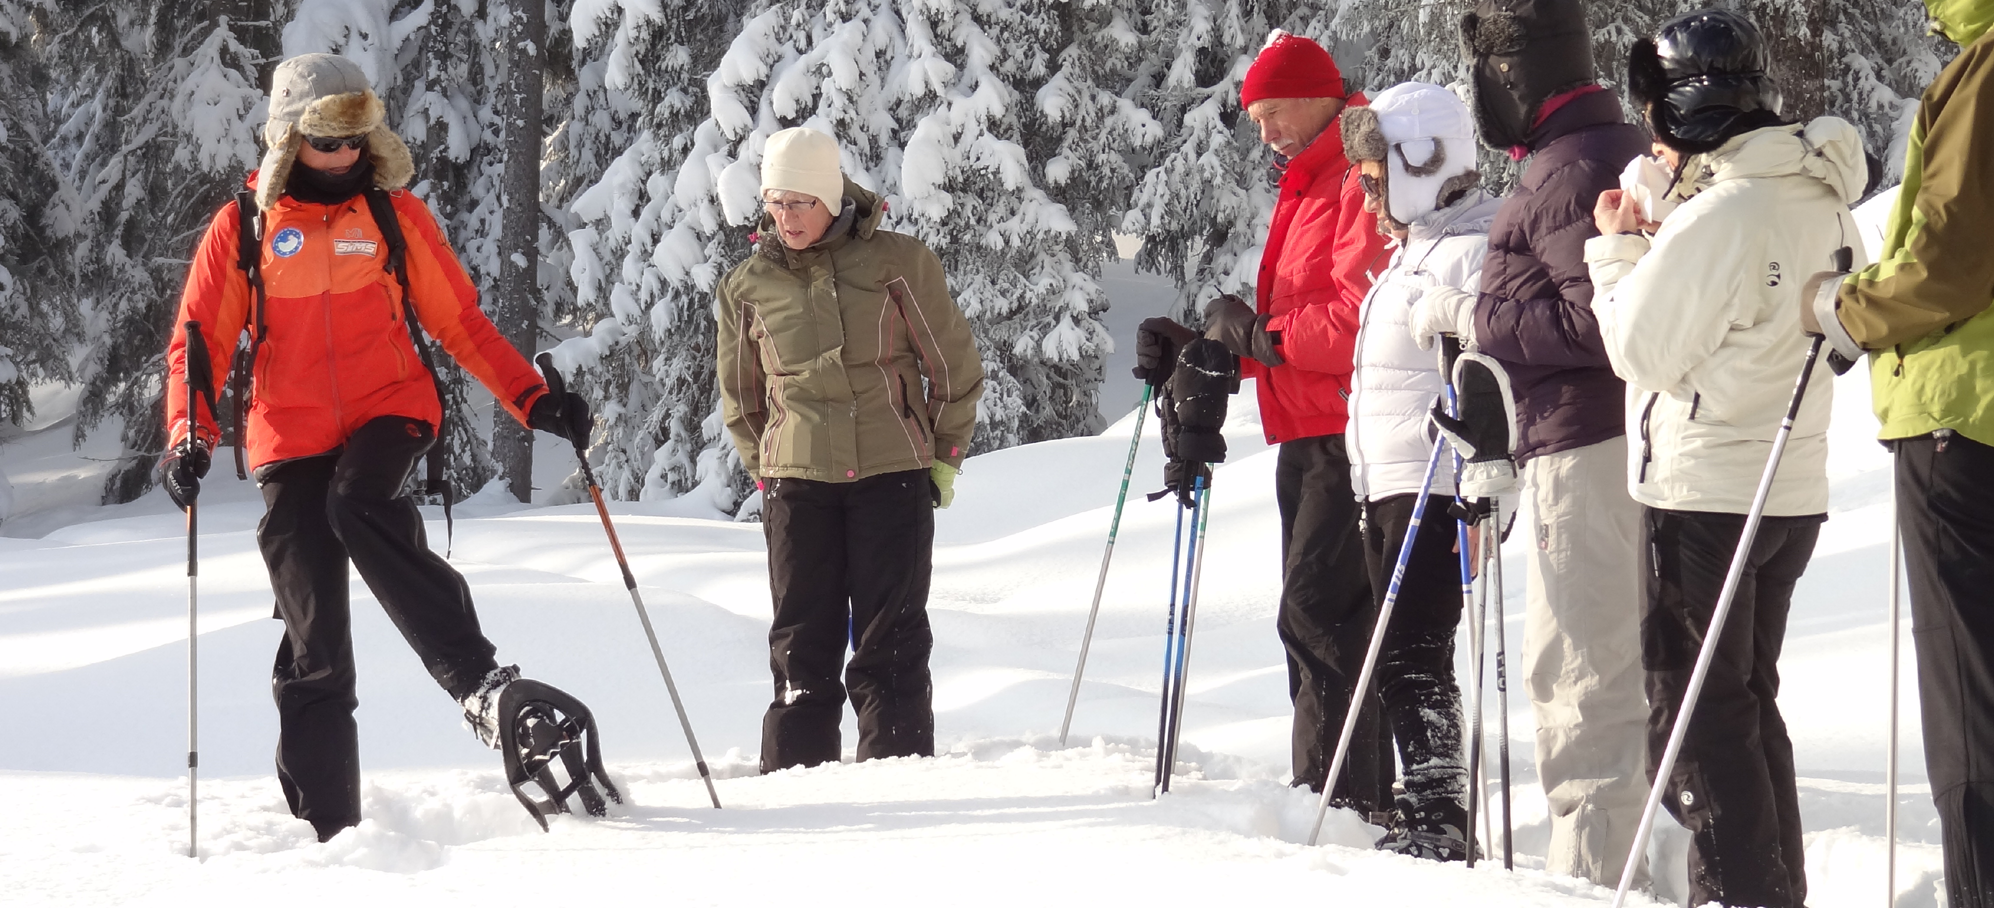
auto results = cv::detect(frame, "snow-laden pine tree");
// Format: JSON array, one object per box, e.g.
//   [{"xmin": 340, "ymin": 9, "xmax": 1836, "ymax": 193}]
[
  {"xmin": 0, "ymin": 1, "xmax": 75, "ymax": 427},
  {"xmin": 38, "ymin": 3, "xmax": 280, "ymax": 502},
  {"xmin": 565, "ymin": 0, "xmax": 1141, "ymax": 508}
]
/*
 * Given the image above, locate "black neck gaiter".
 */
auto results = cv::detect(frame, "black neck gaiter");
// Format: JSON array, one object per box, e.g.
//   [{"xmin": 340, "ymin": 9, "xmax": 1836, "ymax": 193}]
[{"xmin": 287, "ymin": 158, "xmax": 376, "ymax": 205}]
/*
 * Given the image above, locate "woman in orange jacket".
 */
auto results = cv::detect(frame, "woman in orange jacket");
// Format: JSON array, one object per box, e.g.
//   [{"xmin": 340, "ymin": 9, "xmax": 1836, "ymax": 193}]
[{"xmin": 160, "ymin": 53, "xmax": 592, "ymax": 842}]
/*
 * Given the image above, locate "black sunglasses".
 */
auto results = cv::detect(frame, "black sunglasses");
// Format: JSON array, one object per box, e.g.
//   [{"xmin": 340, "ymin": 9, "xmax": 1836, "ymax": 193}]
[{"xmin": 302, "ymin": 133, "xmax": 368, "ymax": 153}]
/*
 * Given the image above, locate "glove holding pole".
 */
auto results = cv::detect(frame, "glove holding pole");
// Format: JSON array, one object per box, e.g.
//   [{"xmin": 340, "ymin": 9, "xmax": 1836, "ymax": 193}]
[
  {"xmin": 535, "ymin": 353, "xmax": 722, "ymax": 810},
  {"xmin": 1151, "ymin": 338, "xmax": 1236, "ymax": 508},
  {"xmin": 1799, "ymin": 245, "xmax": 1861, "ymax": 375}
]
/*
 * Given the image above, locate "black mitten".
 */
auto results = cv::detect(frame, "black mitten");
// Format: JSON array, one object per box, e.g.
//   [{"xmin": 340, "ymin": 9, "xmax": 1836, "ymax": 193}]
[{"xmin": 1429, "ymin": 350, "xmax": 1519, "ymax": 504}]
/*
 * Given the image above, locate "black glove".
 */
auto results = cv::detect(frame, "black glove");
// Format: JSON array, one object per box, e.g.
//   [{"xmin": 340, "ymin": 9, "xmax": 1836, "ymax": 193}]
[
  {"xmin": 1134, "ymin": 317, "xmax": 1198, "ymax": 387},
  {"xmin": 1148, "ymin": 338, "xmax": 1237, "ymax": 508},
  {"xmin": 1428, "ymin": 348, "xmax": 1519, "ymax": 506},
  {"xmin": 1202, "ymin": 294, "xmax": 1285, "ymax": 367},
  {"xmin": 160, "ymin": 440, "xmax": 211, "ymax": 512},
  {"xmin": 528, "ymin": 390, "xmax": 592, "ymax": 445}
]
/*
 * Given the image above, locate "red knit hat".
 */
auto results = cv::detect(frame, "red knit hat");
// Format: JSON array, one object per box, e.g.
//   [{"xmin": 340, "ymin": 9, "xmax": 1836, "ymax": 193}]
[{"xmin": 1240, "ymin": 31, "xmax": 1346, "ymax": 108}]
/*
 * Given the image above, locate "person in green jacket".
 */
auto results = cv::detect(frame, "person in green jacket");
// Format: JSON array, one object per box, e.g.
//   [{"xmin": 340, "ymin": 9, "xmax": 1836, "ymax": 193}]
[
  {"xmin": 1807, "ymin": 1, "xmax": 1994, "ymax": 902},
  {"xmin": 716, "ymin": 127, "xmax": 984, "ymax": 773}
]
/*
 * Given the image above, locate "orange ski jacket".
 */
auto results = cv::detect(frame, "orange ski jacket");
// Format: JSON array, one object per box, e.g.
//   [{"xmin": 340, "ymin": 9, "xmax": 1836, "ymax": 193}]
[{"xmin": 166, "ymin": 175, "xmax": 546, "ymax": 471}]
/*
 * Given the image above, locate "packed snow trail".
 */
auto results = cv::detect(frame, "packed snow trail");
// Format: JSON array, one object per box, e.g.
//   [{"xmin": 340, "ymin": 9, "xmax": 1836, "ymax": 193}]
[{"xmin": 0, "ymin": 330, "xmax": 1954, "ymax": 904}]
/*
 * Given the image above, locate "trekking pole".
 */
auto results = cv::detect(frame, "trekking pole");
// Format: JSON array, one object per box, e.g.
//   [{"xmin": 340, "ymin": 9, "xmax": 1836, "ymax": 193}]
[
  {"xmin": 1152, "ymin": 488, "xmax": 1190, "ymax": 796},
  {"xmin": 1306, "ymin": 436, "xmax": 1447, "ymax": 846},
  {"xmin": 1489, "ymin": 497, "xmax": 1514, "ymax": 870},
  {"xmin": 1159, "ymin": 477, "xmax": 1212, "ymax": 794},
  {"xmin": 180, "ymin": 321, "xmax": 217, "ymax": 860},
  {"xmin": 1442, "ymin": 358, "xmax": 1486, "ymax": 867},
  {"xmin": 1886, "ymin": 491, "xmax": 1902, "ymax": 907},
  {"xmin": 1609, "ymin": 335, "xmax": 1828, "ymax": 908},
  {"xmin": 1060, "ymin": 385, "xmax": 1154, "ymax": 745},
  {"xmin": 536, "ymin": 354, "xmax": 721, "ymax": 809}
]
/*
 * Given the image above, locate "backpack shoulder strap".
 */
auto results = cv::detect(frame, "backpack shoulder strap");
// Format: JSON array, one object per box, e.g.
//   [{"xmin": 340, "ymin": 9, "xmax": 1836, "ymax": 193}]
[{"xmin": 230, "ymin": 190, "xmax": 265, "ymax": 481}]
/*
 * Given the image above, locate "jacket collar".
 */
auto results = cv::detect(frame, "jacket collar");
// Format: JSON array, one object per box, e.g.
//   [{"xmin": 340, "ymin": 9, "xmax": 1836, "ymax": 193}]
[
  {"xmin": 1672, "ymin": 117, "xmax": 1867, "ymax": 206},
  {"xmin": 1407, "ymin": 189, "xmax": 1503, "ymax": 242},
  {"xmin": 1527, "ymin": 88, "xmax": 1626, "ymax": 152},
  {"xmin": 757, "ymin": 177, "xmax": 885, "ymax": 268}
]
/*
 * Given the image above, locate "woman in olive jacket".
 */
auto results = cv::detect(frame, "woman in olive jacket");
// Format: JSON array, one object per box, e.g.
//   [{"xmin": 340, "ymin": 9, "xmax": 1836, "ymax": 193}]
[{"xmin": 716, "ymin": 127, "xmax": 983, "ymax": 773}]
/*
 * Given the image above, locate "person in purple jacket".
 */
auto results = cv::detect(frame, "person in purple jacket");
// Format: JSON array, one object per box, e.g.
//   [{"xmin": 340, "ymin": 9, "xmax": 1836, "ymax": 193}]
[{"xmin": 1409, "ymin": 0, "xmax": 1651, "ymax": 888}]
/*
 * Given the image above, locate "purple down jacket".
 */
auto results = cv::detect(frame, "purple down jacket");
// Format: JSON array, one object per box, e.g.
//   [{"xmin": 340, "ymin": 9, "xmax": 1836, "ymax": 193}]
[{"xmin": 1472, "ymin": 88, "xmax": 1648, "ymax": 463}]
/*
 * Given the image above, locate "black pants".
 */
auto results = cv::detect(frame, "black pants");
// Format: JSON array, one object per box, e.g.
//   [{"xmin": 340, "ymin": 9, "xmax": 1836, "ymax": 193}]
[
  {"xmin": 1276, "ymin": 435, "xmax": 1389, "ymax": 809},
  {"xmin": 1642, "ymin": 507, "xmax": 1820, "ymax": 908},
  {"xmin": 760, "ymin": 470, "xmax": 936, "ymax": 772},
  {"xmin": 258, "ymin": 416, "xmax": 498, "ymax": 832},
  {"xmin": 1897, "ymin": 431, "xmax": 1994, "ymax": 908},
  {"xmin": 1363, "ymin": 493, "xmax": 1468, "ymax": 828}
]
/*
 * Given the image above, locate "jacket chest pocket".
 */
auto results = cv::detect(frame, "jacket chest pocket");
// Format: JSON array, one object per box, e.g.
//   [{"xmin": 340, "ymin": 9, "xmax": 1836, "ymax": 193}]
[{"xmin": 753, "ymin": 294, "xmax": 830, "ymax": 374}]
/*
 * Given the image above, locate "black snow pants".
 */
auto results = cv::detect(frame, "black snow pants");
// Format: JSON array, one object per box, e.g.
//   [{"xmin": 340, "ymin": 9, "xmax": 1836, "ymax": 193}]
[
  {"xmin": 1276, "ymin": 434, "xmax": 1390, "ymax": 810},
  {"xmin": 1896, "ymin": 431, "xmax": 1994, "ymax": 908},
  {"xmin": 759, "ymin": 470, "xmax": 936, "ymax": 773},
  {"xmin": 1362, "ymin": 493, "xmax": 1468, "ymax": 830},
  {"xmin": 1641, "ymin": 507, "xmax": 1820, "ymax": 908},
  {"xmin": 258, "ymin": 416, "xmax": 499, "ymax": 836}
]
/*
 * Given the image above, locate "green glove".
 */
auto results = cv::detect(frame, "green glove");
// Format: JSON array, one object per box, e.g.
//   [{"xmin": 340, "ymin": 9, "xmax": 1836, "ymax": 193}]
[{"xmin": 930, "ymin": 462, "xmax": 959, "ymax": 509}]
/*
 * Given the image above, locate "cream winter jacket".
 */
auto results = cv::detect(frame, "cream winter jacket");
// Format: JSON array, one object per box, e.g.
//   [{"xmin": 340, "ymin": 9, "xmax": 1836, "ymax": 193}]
[
  {"xmin": 1349, "ymin": 191, "xmax": 1505, "ymax": 500},
  {"xmin": 1587, "ymin": 120, "xmax": 1868, "ymax": 516}
]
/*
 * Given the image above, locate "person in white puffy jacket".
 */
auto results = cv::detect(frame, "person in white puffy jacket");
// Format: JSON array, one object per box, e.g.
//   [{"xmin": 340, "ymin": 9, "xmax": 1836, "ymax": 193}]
[
  {"xmin": 1585, "ymin": 10, "xmax": 1867, "ymax": 907},
  {"xmin": 1340, "ymin": 81, "xmax": 1503, "ymax": 863}
]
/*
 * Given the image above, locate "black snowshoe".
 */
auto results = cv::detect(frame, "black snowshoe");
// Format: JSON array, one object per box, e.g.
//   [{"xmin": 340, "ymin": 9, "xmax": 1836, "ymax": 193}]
[
  {"xmin": 495, "ymin": 679, "xmax": 623, "ymax": 831},
  {"xmin": 1375, "ymin": 798, "xmax": 1475, "ymax": 863}
]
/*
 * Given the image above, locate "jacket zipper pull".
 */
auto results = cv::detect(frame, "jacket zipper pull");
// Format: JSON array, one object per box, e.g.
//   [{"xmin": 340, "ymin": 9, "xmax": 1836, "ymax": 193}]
[{"xmin": 1936, "ymin": 428, "xmax": 1954, "ymax": 453}]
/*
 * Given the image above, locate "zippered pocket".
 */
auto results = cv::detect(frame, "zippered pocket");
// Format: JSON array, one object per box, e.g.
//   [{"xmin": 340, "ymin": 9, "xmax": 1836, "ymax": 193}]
[{"xmin": 899, "ymin": 373, "xmax": 929, "ymax": 443}]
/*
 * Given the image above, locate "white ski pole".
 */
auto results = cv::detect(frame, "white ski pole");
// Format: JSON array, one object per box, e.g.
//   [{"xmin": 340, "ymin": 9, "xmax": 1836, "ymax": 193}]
[
  {"xmin": 1306, "ymin": 435, "xmax": 1447, "ymax": 846},
  {"xmin": 1061, "ymin": 385, "xmax": 1153, "ymax": 745},
  {"xmin": 1609, "ymin": 335, "xmax": 1828, "ymax": 908}
]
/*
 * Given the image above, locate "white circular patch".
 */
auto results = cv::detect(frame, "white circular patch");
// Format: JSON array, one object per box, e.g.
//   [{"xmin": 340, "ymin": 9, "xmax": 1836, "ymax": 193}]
[
  {"xmin": 1680, "ymin": 789, "xmax": 1696, "ymax": 807},
  {"xmin": 272, "ymin": 227, "xmax": 305, "ymax": 258}
]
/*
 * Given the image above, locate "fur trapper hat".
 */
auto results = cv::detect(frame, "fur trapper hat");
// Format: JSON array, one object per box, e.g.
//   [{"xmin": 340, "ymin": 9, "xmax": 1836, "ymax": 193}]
[
  {"xmin": 1341, "ymin": 82, "xmax": 1482, "ymax": 231},
  {"xmin": 257, "ymin": 53, "xmax": 415, "ymax": 210}
]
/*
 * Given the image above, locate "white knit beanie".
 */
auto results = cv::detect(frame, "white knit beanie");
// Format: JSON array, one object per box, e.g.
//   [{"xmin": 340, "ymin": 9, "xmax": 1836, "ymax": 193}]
[{"xmin": 760, "ymin": 128, "xmax": 844, "ymax": 217}]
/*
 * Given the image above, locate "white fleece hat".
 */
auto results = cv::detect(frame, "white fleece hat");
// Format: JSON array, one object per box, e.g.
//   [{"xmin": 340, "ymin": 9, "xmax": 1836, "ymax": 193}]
[
  {"xmin": 760, "ymin": 127, "xmax": 844, "ymax": 217},
  {"xmin": 1341, "ymin": 82, "xmax": 1480, "ymax": 228}
]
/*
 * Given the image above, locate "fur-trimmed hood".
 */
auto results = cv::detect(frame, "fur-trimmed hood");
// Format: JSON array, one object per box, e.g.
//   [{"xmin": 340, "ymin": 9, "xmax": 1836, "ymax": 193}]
[
  {"xmin": 1340, "ymin": 82, "xmax": 1482, "ymax": 231},
  {"xmin": 255, "ymin": 53, "xmax": 414, "ymax": 210}
]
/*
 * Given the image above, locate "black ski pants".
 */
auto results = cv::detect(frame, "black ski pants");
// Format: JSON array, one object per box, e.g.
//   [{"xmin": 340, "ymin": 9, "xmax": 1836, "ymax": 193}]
[
  {"xmin": 1276, "ymin": 434, "xmax": 1390, "ymax": 810},
  {"xmin": 1362, "ymin": 493, "xmax": 1468, "ymax": 828},
  {"xmin": 760, "ymin": 470, "xmax": 936, "ymax": 773},
  {"xmin": 1641, "ymin": 507, "xmax": 1820, "ymax": 908},
  {"xmin": 258, "ymin": 416, "xmax": 498, "ymax": 832},
  {"xmin": 1897, "ymin": 431, "xmax": 1994, "ymax": 908}
]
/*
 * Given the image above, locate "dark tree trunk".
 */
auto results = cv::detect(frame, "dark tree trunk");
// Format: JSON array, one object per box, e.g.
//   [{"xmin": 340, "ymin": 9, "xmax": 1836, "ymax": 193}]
[
  {"xmin": 1749, "ymin": 0, "xmax": 1826, "ymax": 123},
  {"xmin": 493, "ymin": 0, "xmax": 546, "ymax": 503}
]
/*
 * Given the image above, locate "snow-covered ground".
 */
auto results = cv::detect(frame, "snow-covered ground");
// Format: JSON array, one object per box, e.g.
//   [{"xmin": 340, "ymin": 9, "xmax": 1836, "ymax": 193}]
[{"xmin": 0, "ymin": 347, "xmax": 1948, "ymax": 906}]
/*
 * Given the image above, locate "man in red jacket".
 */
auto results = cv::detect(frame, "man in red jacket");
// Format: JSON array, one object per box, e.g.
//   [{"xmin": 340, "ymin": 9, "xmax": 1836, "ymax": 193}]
[
  {"xmin": 1135, "ymin": 31, "xmax": 1391, "ymax": 810},
  {"xmin": 160, "ymin": 54, "xmax": 595, "ymax": 842}
]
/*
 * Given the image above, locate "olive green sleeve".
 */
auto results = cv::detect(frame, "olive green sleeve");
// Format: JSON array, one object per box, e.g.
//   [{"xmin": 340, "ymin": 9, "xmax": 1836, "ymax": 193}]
[
  {"xmin": 892, "ymin": 244, "xmax": 984, "ymax": 468},
  {"xmin": 1837, "ymin": 38, "xmax": 1994, "ymax": 350},
  {"xmin": 715, "ymin": 277, "xmax": 768, "ymax": 477}
]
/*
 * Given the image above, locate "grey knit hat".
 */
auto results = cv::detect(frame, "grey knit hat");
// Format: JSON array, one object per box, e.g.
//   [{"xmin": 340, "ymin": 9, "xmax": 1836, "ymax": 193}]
[{"xmin": 256, "ymin": 53, "xmax": 414, "ymax": 210}]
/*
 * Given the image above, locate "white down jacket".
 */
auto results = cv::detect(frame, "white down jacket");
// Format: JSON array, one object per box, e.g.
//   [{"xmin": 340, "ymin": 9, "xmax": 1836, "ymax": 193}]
[
  {"xmin": 1350, "ymin": 191, "xmax": 1505, "ymax": 500},
  {"xmin": 1587, "ymin": 119, "xmax": 1868, "ymax": 516}
]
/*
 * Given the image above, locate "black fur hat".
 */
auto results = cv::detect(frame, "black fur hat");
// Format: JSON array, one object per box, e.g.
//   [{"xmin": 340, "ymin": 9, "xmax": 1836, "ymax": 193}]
[{"xmin": 1461, "ymin": 0, "xmax": 1597, "ymax": 150}]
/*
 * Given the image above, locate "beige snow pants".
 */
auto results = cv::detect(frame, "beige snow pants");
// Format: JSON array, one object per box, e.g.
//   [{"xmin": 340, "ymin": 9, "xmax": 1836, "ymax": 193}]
[{"xmin": 1520, "ymin": 435, "xmax": 1650, "ymax": 887}]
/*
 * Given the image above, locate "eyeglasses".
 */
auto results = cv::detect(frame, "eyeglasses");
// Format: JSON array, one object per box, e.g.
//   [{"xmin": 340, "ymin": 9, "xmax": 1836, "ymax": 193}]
[
  {"xmin": 302, "ymin": 134, "xmax": 368, "ymax": 154},
  {"xmin": 762, "ymin": 197, "xmax": 820, "ymax": 215},
  {"xmin": 1358, "ymin": 173, "xmax": 1383, "ymax": 199}
]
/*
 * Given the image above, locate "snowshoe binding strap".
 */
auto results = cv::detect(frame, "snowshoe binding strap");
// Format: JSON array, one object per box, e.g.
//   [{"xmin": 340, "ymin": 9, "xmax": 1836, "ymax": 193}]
[{"xmin": 495, "ymin": 679, "xmax": 622, "ymax": 831}]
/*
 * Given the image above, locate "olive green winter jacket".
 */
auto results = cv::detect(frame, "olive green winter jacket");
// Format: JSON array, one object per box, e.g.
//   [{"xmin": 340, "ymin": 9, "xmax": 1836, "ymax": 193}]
[
  {"xmin": 1836, "ymin": 4, "xmax": 1994, "ymax": 445},
  {"xmin": 716, "ymin": 180, "xmax": 983, "ymax": 482}
]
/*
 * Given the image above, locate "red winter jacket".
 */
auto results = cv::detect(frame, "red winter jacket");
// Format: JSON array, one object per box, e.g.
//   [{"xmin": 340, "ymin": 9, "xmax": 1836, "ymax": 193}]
[
  {"xmin": 166, "ymin": 174, "xmax": 547, "ymax": 470},
  {"xmin": 1249, "ymin": 101, "xmax": 1391, "ymax": 444}
]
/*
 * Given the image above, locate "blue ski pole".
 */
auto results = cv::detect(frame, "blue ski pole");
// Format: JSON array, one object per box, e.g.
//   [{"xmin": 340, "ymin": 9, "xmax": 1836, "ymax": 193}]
[{"xmin": 1159, "ymin": 476, "xmax": 1210, "ymax": 794}]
